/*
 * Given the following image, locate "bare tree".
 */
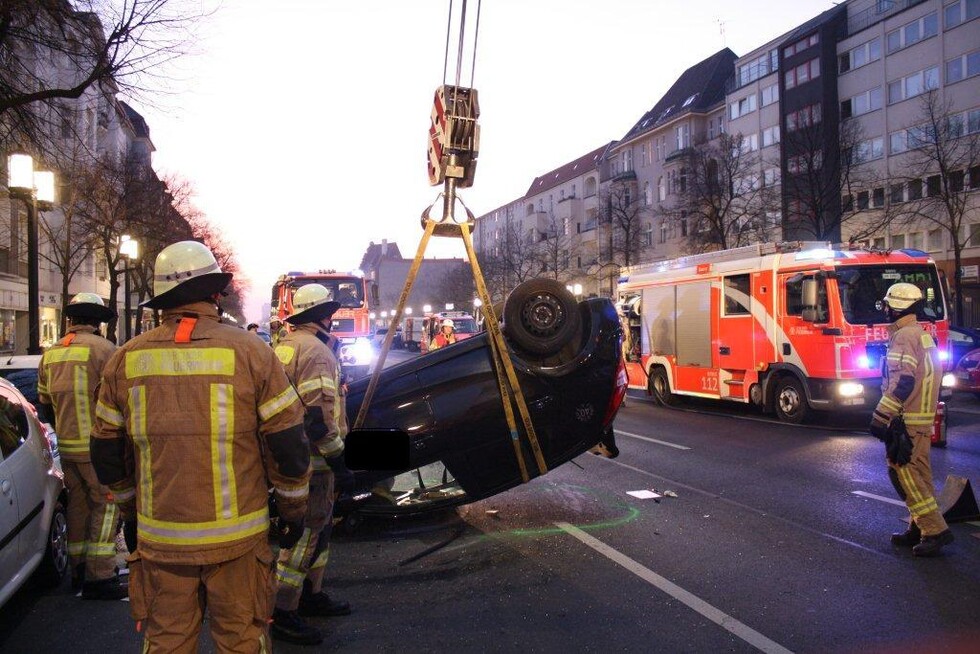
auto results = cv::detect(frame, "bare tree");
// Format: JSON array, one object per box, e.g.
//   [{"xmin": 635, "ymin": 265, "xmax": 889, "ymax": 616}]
[
  {"xmin": 892, "ymin": 91, "xmax": 980, "ymax": 323},
  {"xmin": 0, "ymin": 0, "xmax": 201, "ymax": 151},
  {"xmin": 189, "ymin": 215, "xmax": 247, "ymax": 324},
  {"xmin": 477, "ymin": 219, "xmax": 540, "ymax": 302},
  {"xmin": 599, "ymin": 180, "xmax": 650, "ymax": 268},
  {"xmin": 677, "ymin": 132, "xmax": 769, "ymax": 252},
  {"xmin": 436, "ymin": 261, "xmax": 476, "ymax": 313},
  {"xmin": 536, "ymin": 210, "xmax": 580, "ymax": 281},
  {"xmin": 779, "ymin": 116, "xmax": 892, "ymax": 243}
]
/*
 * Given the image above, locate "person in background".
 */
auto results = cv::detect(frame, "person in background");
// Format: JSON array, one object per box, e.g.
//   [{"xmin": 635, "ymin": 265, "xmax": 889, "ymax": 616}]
[{"xmin": 428, "ymin": 319, "xmax": 457, "ymax": 351}]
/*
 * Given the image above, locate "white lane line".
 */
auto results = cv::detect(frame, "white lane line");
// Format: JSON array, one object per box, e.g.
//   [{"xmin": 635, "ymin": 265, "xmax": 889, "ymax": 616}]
[
  {"xmin": 851, "ymin": 491, "xmax": 906, "ymax": 507},
  {"xmin": 618, "ymin": 430, "xmax": 691, "ymax": 450},
  {"xmin": 555, "ymin": 522, "xmax": 794, "ymax": 654}
]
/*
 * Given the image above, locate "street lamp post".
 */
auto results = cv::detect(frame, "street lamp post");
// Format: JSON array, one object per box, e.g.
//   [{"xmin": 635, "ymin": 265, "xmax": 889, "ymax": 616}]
[
  {"xmin": 119, "ymin": 235, "xmax": 140, "ymax": 342},
  {"xmin": 7, "ymin": 154, "xmax": 55, "ymax": 355}
]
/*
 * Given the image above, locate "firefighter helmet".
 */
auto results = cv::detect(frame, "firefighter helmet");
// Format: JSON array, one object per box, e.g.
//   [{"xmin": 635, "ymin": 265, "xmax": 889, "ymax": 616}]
[
  {"xmin": 142, "ymin": 241, "xmax": 232, "ymax": 310},
  {"xmin": 882, "ymin": 282, "xmax": 924, "ymax": 312},
  {"xmin": 441, "ymin": 319, "xmax": 455, "ymax": 329},
  {"xmin": 287, "ymin": 284, "xmax": 341, "ymax": 325},
  {"xmin": 65, "ymin": 292, "xmax": 116, "ymax": 322}
]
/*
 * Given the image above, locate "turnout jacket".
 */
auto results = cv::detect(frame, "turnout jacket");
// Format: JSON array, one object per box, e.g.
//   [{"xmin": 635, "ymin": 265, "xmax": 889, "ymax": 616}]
[
  {"xmin": 91, "ymin": 302, "xmax": 311, "ymax": 565},
  {"xmin": 274, "ymin": 324, "xmax": 345, "ymax": 472},
  {"xmin": 37, "ymin": 325, "xmax": 116, "ymax": 462},
  {"xmin": 429, "ymin": 332, "xmax": 456, "ymax": 351},
  {"xmin": 875, "ymin": 314, "xmax": 941, "ymax": 432}
]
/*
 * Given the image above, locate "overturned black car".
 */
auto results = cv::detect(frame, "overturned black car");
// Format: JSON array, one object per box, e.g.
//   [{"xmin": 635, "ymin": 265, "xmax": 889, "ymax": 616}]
[{"xmin": 343, "ymin": 279, "xmax": 626, "ymax": 516}]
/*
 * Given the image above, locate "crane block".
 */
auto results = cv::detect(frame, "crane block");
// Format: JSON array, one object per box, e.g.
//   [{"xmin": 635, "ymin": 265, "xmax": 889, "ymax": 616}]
[{"xmin": 427, "ymin": 85, "xmax": 480, "ymax": 187}]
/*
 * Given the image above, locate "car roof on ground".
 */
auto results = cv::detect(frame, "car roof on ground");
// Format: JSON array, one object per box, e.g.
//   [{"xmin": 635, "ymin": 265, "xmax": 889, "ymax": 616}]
[{"xmin": 0, "ymin": 354, "xmax": 42, "ymax": 369}]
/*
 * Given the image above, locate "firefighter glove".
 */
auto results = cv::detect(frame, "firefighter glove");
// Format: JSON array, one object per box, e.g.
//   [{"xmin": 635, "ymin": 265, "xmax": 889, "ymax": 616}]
[
  {"xmin": 123, "ymin": 518, "xmax": 138, "ymax": 553},
  {"xmin": 327, "ymin": 454, "xmax": 356, "ymax": 494},
  {"xmin": 869, "ymin": 411, "xmax": 892, "ymax": 442},
  {"xmin": 886, "ymin": 420, "xmax": 913, "ymax": 466},
  {"xmin": 275, "ymin": 516, "xmax": 305, "ymax": 550}
]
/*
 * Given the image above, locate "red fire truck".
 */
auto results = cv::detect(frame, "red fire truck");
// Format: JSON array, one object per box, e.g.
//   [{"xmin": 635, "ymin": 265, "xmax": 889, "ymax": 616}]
[
  {"xmin": 403, "ymin": 310, "xmax": 479, "ymax": 353},
  {"xmin": 618, "ymin": 242, "xmax": 954, "ymax": 423},
  {"xmin": 271, "ymin": 270, "xmax": 375, "ymax": 379}
]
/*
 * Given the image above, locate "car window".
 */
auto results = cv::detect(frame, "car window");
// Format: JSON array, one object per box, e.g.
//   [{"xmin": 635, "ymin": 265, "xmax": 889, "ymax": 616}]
[{"xmin": 0, "ymin": 388, "xmax": 29, "ymax": 458}]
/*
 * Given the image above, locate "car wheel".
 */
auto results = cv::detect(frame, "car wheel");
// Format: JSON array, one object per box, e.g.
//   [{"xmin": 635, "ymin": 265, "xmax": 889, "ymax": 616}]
[
  {"xmin": 36, "ymin": 500, "xmax": 69, "ymax": 587},
  {"xmin": 649, "ymin": 367, "xmax": 677, "ymax": 407},
  {"xmin": 503, "ymin": 279, "xmax": 581, "ymax": 356},
  {"xmin": 773, "ymin": 376, "xmax": 809, "ymax": 424}
]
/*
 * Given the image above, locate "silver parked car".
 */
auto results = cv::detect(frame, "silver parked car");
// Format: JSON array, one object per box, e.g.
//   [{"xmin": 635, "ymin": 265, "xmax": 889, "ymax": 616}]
[{"xmin": 0, "ymin": 372, "xmax": 69, "ymax": 608}]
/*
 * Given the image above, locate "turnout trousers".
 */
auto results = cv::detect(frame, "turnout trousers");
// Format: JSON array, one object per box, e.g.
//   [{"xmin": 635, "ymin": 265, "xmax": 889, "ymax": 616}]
[
  {"xmin": 887, "ymin": 428, "xmax": 949, "ymax": 536},
  {"xmin": 127, "ymin": 540, "xmax": 275, "ymax": 654},
  {"xmin": 64, "ymin": 460, "xmax": 118, "ymax": 580},
  {"xmin": 276, "ymin": 469, "xmax": 335, "ymax": 611}
]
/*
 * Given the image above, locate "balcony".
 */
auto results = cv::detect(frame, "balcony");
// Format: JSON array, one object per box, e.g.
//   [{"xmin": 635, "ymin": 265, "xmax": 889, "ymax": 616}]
[{"xmin": 846, "ymin": 0, "xmax": 926, "ymax": 36}]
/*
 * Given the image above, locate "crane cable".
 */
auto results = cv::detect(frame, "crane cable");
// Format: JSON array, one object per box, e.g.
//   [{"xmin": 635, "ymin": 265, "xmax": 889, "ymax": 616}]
[{"xmin": 442, "ymin": 0, "xmax": 482, "ymax": 88}]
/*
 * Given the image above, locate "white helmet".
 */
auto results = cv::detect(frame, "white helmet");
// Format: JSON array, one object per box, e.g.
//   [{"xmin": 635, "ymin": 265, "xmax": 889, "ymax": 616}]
[
  {"xmin": 287, "ymin": 284, "xmax": 340, "ymax": 325},
  {"xmin": 142, "ymin": 241, "xmax": 232, "ymax": 310},
  {"xmin": 441, "ymin": 319, "xmax": 455, "ymax": 329},
  {"xmin": 65, "ymin": 292, "xmax": 115, "ymax": 322},
  {"xmin": 883, "ymin": 282, "xmax": 923, "ymax": 311}
]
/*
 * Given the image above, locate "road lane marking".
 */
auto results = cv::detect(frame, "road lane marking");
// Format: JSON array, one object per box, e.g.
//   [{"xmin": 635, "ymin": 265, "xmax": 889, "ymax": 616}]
[
  {"xmin": 851, "ymin": 491, "xmax": 906, "ymax": 507},
  {"xmin": 618, "ymin": 430, "xmax": 691, "ymax": 450},
  {"xmin": 593, "ymin": 456, "xmax": 889, "ymax": 558},
  {"xmin": 555, "ymin": 521, "xmax": 794, "ymax": 654}
]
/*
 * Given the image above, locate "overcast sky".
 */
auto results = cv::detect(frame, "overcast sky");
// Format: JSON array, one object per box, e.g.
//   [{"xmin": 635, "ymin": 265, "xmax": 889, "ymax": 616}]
[{"xmin": 137, "ymin": 0, "xmax": 837, "ymax": 321}]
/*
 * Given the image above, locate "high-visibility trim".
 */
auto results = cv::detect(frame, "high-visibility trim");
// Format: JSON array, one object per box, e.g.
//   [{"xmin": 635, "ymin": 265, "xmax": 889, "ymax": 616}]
[
  {"xmin": 99, "ymin": 502, "xmax": 118, "ymax": 546},
  {"xmin": 112, "ymin": 486, "xmax": 136, "ymax": 503},
  {"xmin": 296, "ymin": 375, "xmax": 336, "ymax": 397},
  {"xmin": 88, "ymin": 542, "xmax": 118, "ymax": 557},
  {"xmin": 288, "ymin": 530, "xmax": 311, "ymax": 566},
  {"xmin": 909, "ymin": 496, "xmax": 939, "ymax": 516},
  {"xmin": 275, "ymin": 345, "xmax": 295, "ymax": 365},
  {"xmin": 311, "ymin": 455, "xmax": 330, "ymax": 471},
  {"xmin": 886, "ymin": 352, "xmax": 917, "ymax": 368},
  {"xmin": 919, "ymin": 352, "xmax": 935, "ymax": 415},
  {"xmin": 920, "ymin": 334, "xmax": 935, "ymax": 349},
  {"xmin": 898, "ymin": 467, "xmax": 923, "ymax": 506},
  {"xmin": 74, "ymin": 366, "xmax": 92, "ymax": 444},
  {"xmin": 316, "ymin": 436, "xmax": 344, "ymax": 459},
  {"xmin": 57, "ymin": 439, "xmax": 89, "ymax": 454},
  {"xmin": 310, "ymin": 547, "xmax": 329, "ymax": 571},
  {"xmin": 174, "ymin": 317, "xmax": 198, "ymax": 343},
  {"xmin": 210, "ymin": 384, "xmax": 238, "ymax": 521},
  {"xmin": 125, "ymin": 348, "xmax": 235, "ymax": 378},
  {"xmin": 275, "ymin": 483, "xmax": 309, "ymax": 499},
  {"xmin": 878, "ymin": 395, "xmax": 902, "ymax": 413},
  {"xmin": 96, "ymin": 401, "xmax": 125, "ymax": 427},
  {"xmin": 137, "ymin": 507, "xmax": 269, "ymax": 545},
  {"xmin": 129, "ymin": 386, "xmax": 152, "ymax": 519},
  {"xmin": 258, "ymin": 386, "xmax": 300, "ymax": 422},
  {"xmin": 68, "ymin": 541, "xmax": 87, "ymax": 556},
  {"xmin": 44, "ymin": 346, "xmax": 91, "ymax": 364},
  {"xmin": 904, "ymin": 413, "xmax": 935, "ymax": 426},
  {"xmin": 276, "ymin": 565, "xmax": 305, "ymax": 588}
]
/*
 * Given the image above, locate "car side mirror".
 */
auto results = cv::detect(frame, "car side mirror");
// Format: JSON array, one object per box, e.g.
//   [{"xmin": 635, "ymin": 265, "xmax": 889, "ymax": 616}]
[
  {"xmin": 344, "ymin": 428, "xmax": 410, "ymax": 471},
  {"xmin": 802, "ymin": 278, "xmax": 817, "ymax": 308}
]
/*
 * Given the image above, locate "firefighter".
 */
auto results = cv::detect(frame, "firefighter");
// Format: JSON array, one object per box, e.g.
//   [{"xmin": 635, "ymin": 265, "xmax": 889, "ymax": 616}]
[
  {"xmin": 271, "ymin": 283, "xmax": 354, "ymax": 646},
  {"xmin": 36, "ymin": 293, "xmax": 125, "ymax": 600},
  {"xmin": 429, "ymin": 318, "xmax": 457, "ymax": 351},
  {"xmin": 869, "ymin": 282, "xmax": 953, "ymax": 557},
  {"xmin": 91, "ymin": 241, "xmax": 311, "ymax": 653}
]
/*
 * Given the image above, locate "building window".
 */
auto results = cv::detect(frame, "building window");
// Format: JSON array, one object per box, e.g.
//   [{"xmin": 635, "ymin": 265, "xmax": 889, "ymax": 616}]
[
  {"xmin": 762, "ymin": 125, "xmax": 781, "ymax": 147},
  {"xmin": 658, "ymin": 176, "xmax": 666, "ymax": 202},
  {"xmin": 890, "ymin": 233, "xmax": 906, "ymax": 249},
  {"xmin": 644, "ymin": 181, "xmax": 652, "ymax": 206},
  {"xmin": 783, "ymin": 33, "xmax": 819, "ymax": 58},
  {"xmin": 886, "ymin": 11, "xmax": 938, "ymax": 53},
  {"xmin": 784, "ymin": 57, "xmax": 820, "ymax": 90},
  {"xmin": 887, "ymin": 66, "xmax": 939, "ymax": 104},
  {"xmin": 786, "ymin": 103, "xmax": 822, "ymax": 132},
  {"xmin": 761, "ymin": 83, "xmax": 779, "ymax": 107},
  {"xmin": 946, "ymin": 50, "xmax": 980, "ymax": 83},
  {"xmin": 873, "ymin": 187, "xmax": 885, "ymax": 207},
  {"xmin": 890, "ymin": 183, "xmax": 905, "ymax": 204},
  {"xmin": 739, "ymin": 133, "xmax": 759, "ymax": 153},
  {"xmin": 928, "ymin": 228, "xmax": 943, "ymax": 250},
  {"xmin": 839, "ymin": 37, "xmax": 882, "ymax": 73},
  {"xmin": 675, "ymin": 123, "xmax": 690, "ymax": 150},
  {"xmin": 659, "ymin": 220, "xmax": 668, "ymax": 244},
  {"xmin": 945, "ymin": 0, "xmax": 980, "ymax": 28},
  {"xmin": 682, "ymin": 93, "xmax": 698, "ymax": 108},
  {"xmin": 764, "ymin": 168, "xmax": 781, "ymax": 187},
  {"xmin": 729, "ymin": 94, "xmax": 757, "ymax": 120},
  {"xmin": 623, "ymin": 149, "xmax": 633, "ymax": 172},
  {"xmin": 788, "ymin": 152, "xmax": 822, "ymax": 174},
  {"xmin": 841, "ymin": 87, "xmax": 883, "ymax": 119}
]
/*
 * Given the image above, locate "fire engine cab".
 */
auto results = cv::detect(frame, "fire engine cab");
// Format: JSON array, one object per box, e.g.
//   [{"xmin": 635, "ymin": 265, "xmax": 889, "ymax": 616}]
[{"xmin": 618, "ymin": 242, "xmax": 954, "ymax": 423}]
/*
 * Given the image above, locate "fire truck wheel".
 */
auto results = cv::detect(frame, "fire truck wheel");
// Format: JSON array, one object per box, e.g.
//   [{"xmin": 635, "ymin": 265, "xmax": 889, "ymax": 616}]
[
  {"xmin": 503, "ymin": 279, "xmax": 581, "ymax": 356},
  {"xmin": 773, "ymin": 376, "xmax": 809, "ymax": 424},
  {"xmin": 649, "ymin": 367, "xmax": 677, "ymax": 407}
]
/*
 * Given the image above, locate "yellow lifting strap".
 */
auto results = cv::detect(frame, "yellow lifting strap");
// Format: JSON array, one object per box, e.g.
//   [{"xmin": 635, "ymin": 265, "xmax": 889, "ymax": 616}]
[{"xmin": 351, "ymin": 219, "xmax": 547, "ymax": 482}]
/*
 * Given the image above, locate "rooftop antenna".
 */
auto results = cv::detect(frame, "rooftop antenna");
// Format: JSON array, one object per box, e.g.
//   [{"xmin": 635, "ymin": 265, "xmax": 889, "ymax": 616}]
[{"xmin": 717, "ymin": 18, "xmax": 727, "ymax": 47}]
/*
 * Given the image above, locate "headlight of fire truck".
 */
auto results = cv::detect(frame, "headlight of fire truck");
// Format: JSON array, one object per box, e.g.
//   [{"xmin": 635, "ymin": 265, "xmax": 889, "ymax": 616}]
[
  {"xmin": 339, "ymin": 337, "xmax": 375, "ymax": 366},
  {"xmin": 941, "ymin": 373, "xmax": 956, "ymax": 389},
  {"xmin": 837, "ymin": 382, "xmax": 864, "ymax": 398}
]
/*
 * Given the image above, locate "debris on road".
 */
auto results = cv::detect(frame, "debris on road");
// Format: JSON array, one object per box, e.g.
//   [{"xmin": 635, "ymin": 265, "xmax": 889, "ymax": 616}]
[{"xmin": 627, "ymin": 490, "xmax": 662, "ymax": 500}]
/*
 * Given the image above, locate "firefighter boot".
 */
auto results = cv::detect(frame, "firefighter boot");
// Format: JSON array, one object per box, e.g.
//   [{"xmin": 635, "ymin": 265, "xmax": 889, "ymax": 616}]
[
  {"xmin": 81, "ymin": 576, "xmax": 128, "ymax": 600},
  {"xmin": 271, "ymin": 609, "xmax": 324, "ymax": 646},
  {"xmin": 912, "ymin": 529, "xmax": 954, "ymax": 557},
  {"xmin": 890, "ymin": 522, "xmax": 921, "ymax": 547},
  {"xmin": 299, "ymin": 579, "xmax": 351, "ymax": 617}
]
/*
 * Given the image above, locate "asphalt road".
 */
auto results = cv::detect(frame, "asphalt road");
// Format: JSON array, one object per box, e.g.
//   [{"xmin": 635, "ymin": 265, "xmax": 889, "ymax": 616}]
[{"xmin": 2, "ymin": 380, "xmax": 978, "ymax": 653}]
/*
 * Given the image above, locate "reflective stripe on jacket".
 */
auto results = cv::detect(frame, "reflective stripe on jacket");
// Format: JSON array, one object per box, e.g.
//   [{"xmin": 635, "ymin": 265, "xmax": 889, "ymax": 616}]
[
  {"xmin": 91, "ymin": 302, "xmax": 310, "ymax": 565},
  {"xmin": 275, "ymin": 325, "xmax": 346, "ymax": 472},
  {"xmin": 37, "ymin": 325, "xmax": 116, "ymax": 462},
  {"xmin": 876, "ymin": 314, "xmax": 941, "ymax": 430}
]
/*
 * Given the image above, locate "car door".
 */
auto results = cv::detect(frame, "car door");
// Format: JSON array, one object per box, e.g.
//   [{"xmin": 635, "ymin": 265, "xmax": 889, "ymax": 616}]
[
  {"xmin": 0, "ymin": 410, "xmax": 24, "ymax": 585},
  {"xmin": 0, "ymin": 387, "xmax": 41, "ymax": 576}
]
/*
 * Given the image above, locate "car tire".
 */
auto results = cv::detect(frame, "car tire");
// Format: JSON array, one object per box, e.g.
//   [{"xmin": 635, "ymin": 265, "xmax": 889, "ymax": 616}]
[
  {"xmin": 773, "ymin": 376, "xmax": 809, "ymax": 424},
  {"xmin": 649, "ymin": 367, "xmax": 677, "ymax": 407},
  {"xmin": 36, "ymin": 500, "xmax": 69, "ymax": 588},
  {"xmin": 503, "ymin": 279, "xmax": 581, "ymax": 356}
]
